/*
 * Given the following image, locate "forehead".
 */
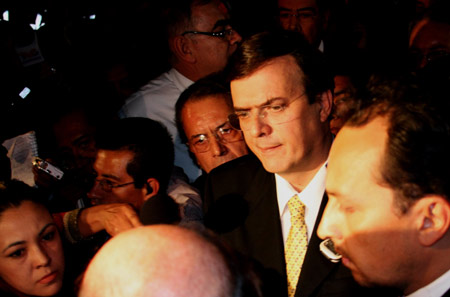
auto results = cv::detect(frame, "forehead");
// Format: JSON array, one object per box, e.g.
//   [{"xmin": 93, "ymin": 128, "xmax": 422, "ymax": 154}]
[
  {"xmin": 94, "ymin": 150, "xmax": 134, "ymax": 176},
  {"xmin": 0, "ymin": 201, "xmax": 50, "ymax": 234},
  {"xmin": 230, "ymin": 55, "xmax": 305, "ymax": 107},
  {"xmin": 412, "ymin": 21, "xmax": 450, "ymax": 50},
  {"xmin": 278, "ymin": 0, "xmax": 318, "ymax": 10},
  {"xmin": 182, "ymin": 96, "xmax": 232, "ymax": 130},
  {"xmin": 53, "ymin": 111, "xmax": 94, "ymax": 147},
  {"xmin": 326, "ymin": 117, "xmax": 388, "ymax": 198},
  {"xmin": 191, "ymin": 0, "xmax": 228, "ymax": 29}
]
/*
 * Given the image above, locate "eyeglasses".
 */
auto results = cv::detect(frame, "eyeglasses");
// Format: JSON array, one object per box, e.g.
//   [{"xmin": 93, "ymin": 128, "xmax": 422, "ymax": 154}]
[
  {"xmin": 182, "ymin": 28, "xmax": 235, "ymax": 39},
  {"xmin": 408, "ymin": 49, "xmax": 450, "ymax": 68},
  {"xmin": 187, "ymin": 121, "xmax": 244, "ymax": 153},
  {"xmin": 228, "ymin": 94, "xmax": 305, "ymax": 131},
  {"xmin": 94, "ymin": 179, "xmax": 135, "ymax": 192}
]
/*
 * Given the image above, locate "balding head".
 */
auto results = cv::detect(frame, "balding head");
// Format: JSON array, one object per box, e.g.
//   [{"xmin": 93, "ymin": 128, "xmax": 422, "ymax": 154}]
[{"xmin": 79, "ymin": 225, "xmax": 233, "ymax": 297}]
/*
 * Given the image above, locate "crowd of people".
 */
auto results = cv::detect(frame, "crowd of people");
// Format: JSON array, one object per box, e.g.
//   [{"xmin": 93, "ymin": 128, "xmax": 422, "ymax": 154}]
[{"xmin": 1, "ymin": 0, "xmax": 449, "ymax": 296}]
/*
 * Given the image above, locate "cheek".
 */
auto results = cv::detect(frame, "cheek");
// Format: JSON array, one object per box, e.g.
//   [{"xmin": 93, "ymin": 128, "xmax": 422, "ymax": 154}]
[{"xmin": 0, "ymin": 263, "xmax": 30, "ymax": 293}]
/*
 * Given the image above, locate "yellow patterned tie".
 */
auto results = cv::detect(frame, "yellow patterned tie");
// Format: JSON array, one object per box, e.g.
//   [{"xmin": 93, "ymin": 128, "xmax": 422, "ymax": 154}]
[{"xmin": 285, "ymin": 194, "xmax": 308, "ymax": 297}]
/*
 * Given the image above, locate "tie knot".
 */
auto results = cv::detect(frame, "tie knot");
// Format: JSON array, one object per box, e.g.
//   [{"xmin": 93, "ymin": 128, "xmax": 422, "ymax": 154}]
[{"xmin": 288, "ymin": 194, "xmax": 305, "ymax": 218}]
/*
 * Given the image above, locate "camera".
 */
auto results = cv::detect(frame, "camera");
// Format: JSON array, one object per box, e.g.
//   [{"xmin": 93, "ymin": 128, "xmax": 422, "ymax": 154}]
[
  {"xmin": 320, "ymin": 238, "xmax": 342, "ymax": 263},
  {"xmin": 32, "ymin": 157, "xmax": 64, "ymax": 180}
]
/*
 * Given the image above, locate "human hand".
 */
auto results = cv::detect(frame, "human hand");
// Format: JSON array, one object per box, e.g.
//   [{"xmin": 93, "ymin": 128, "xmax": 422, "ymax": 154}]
[{"xmin": 78, "ymin": 203, "xmax": 143, "ymax": 237}]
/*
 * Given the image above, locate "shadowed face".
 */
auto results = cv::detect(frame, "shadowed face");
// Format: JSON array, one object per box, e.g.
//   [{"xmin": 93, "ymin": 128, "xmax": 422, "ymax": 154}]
[{"xmin": 87, "ymin": 149, "xmax": 147, "ymax": 210}]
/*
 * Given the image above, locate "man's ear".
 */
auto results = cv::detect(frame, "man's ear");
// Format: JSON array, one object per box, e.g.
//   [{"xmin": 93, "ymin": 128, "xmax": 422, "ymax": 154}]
[
  {"xmin": 171, "ymin": 35, "xmax": 196, "ymax": 63},
  {"xmin": 142, "ymin": 178, "xmax": 160, "ymax": 202},
  {"xmin": 317, "ymin": 90, "xmax": 333, "ymax": 122},
  {"xmin": 415, "ymin": 196, "xmax": 450, "ymax": 247}
]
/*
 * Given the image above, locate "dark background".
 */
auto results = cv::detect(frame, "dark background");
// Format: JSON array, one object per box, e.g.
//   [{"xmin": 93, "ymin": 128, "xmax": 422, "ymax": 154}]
[{"xmin": 0, "ymin": 0, "xmax": 416, "ymax": 141}]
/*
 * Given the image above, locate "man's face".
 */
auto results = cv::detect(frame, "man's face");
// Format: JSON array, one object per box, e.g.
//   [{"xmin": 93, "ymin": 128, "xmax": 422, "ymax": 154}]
[
  {"xmin": 410, "ymin": 21, "xmax": 450, "ymax": 69},
  {"xmin": 53, "ymin": 110, "xmax": 97, "ymax": 172},
  {"xmin": 230, "ymin": 55, "xmax": 329, "ymax": 182},
  {"xmin": 182, "ymin": 96, "xmax": 248, "ymax": 173},
  {"xmin": 188, "ymin": 0, "xmax": 242, "ymax": 77},
  {"xmin": 277, "ymin": 0, "xmax": 323, "ymax": 47},
  {"xmin": 330, "ymin": 75, "xmax": 355, "ymax": 135},
  {"xmin": 318, "ymin": 117, "xmax": 419, "ymax": 291},
  {"xmin": 87, "ymin": 149, "xmax": 147, "ymax": 210}
]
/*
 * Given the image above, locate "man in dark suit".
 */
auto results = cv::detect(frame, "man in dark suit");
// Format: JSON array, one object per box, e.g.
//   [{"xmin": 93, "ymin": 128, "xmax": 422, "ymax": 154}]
[
  {"xmin": 203, "ymin": 30, "xmax": 391, "ymax": 297},
  {"xmin": 318, "ymin": 78, "xmax": 450, "ymax": 297}
]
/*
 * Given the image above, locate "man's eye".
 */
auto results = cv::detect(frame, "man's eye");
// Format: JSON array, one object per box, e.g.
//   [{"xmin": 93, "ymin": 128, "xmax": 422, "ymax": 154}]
[
  {"xmin": 267, "ymin": 104, "xmax": 285, "ymax": 112},
  {"xmin": 279, "ymin": 12, "xmax": 291, "ymax": 18},
  {"xmin": 9, "ymin": 249, "xmax": 25, "ymax": 258},
  {"xmin": 235, "ymin": 111, "xmax": 250, "ymax": 119},
  {"xmin": 194, "ymin": 135, "xmax": 208, "ymax": 145},
  {"xmin": 299, "ymin": 12, "xmax": 315, "ymax": 19}
]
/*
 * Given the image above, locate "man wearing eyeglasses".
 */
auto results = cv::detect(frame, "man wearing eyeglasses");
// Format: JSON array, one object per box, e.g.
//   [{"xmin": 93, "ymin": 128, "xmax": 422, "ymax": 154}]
[
  {"xmin": 203, "ymin": 30, "xmax": 395, "ymax": 297},
  {"xmin": 119, "ymin": 0, "xmax": 242, "ymax": 184},
  {"xmin": 175, "ymin": 73, "xmax": 248, "ymax": 186},
  {"xmin": 86, "ymin": 117, "xmax": 181, "ymax": 226}
]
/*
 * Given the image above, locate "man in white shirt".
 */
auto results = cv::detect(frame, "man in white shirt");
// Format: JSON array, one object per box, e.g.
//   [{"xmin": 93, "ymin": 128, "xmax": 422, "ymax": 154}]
[
  {"xmin": 203, "ymin": 30, "xmax": 390, "ymax": 297},
  {"xmin": 318, "ymin": 79, "xmax": 450, "ymax": 297},
  {"xmin": 119, "ymin": 0, "xmax": 242, "ymax": 182}
]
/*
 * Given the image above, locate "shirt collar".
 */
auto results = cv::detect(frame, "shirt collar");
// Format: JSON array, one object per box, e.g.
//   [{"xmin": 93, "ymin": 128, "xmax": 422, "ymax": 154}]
[{"xmin": 406, "ymin": 268, "xmax": 450, "ymax": 297}]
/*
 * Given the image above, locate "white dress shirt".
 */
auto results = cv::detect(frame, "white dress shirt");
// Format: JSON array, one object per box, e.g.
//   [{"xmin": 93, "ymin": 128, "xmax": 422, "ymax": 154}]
[
  {"xmin": 118, "ymin": 68, "xmax": 202, "ymax": 182},
  {"xmin": 276, "ymin": 162, "xmax": 327, "ymax": 245}
]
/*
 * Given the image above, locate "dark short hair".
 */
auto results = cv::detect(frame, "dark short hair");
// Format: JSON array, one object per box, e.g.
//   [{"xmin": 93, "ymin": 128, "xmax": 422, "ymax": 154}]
[
  {"xmin": 175, "ymin": 72, "xmax": 233, "ymax": 145},
  {"xmin": 95, "ymin": 118, "xmax": 174, "ymax": 192},
  {"xmin": 346, "ymin": 76, "xmax": 450, "ymax": 212},
  {"xmin": 226, "ymin": 30, "xmax": 334, "ymax": 103},
  {"xmin": 0, "ymin": 179, "xmax": 48, "ymax": 217}
]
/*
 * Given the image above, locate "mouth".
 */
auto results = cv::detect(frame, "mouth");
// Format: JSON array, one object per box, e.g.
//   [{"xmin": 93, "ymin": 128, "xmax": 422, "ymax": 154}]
[
  {"xmin": 38, "ymin": 271, "xmax": 58, "ymax": 285},
  {"xmin": 257, "ymin": 144, "xmax": 282, "ymax": 153}
]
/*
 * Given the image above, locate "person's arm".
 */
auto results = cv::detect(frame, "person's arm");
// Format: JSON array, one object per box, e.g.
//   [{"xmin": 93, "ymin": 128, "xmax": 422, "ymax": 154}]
[{"xmin": 63, "ymin": 204, "xmax": 143, "ymax": 243}]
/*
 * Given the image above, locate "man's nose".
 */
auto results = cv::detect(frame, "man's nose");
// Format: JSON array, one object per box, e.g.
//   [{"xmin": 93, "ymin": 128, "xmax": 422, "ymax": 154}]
[
  {"xmin": 210, "ymin": 137, "xmax": 227, "ymax": 157},
  {"xmin": 317, "ymin": 199, "xmax": 341, "ymax": 241},
  {"xmin": 87, "ymin": 180, "xmax": 104, "ymax": 201}
]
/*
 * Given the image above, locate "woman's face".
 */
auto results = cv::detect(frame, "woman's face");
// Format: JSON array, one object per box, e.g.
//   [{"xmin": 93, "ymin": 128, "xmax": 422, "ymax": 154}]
[{"xmin": 0, "ymin": 201, "xmax": 65, "ymax": 296}]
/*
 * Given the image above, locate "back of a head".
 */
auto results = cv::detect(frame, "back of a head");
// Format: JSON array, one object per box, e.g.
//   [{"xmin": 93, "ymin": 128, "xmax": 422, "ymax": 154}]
[
  {"xmin": 79, "ymin": 225, "xmax": 233, "ymax": 297},
  {"xmin": 95, "ymin": 117, "xmax": 175, "ymax": 192},
  {"xmin": 226, "ymin": 29, "xmax": 334, "ymax": 103}
]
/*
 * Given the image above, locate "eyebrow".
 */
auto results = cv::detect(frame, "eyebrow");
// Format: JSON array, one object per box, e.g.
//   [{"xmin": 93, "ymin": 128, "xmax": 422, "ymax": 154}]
[
  {"xmin": 212, "ymin": 19, "xmax": 230, "ymax": 31},
  {"xmin": 99, "ymin": 173, "xmax": 121, "ymax": 181},
  {"xmin": 279, "ymin": 7, "xmax": 317, "ymax": 13},
  {"xmin": 190, "ymin": 121, "xmax": 229, "ymax": 139},
  {"xmin": 2, "ymin": 222, "xmax": 55, "ymax": 253},
  {"xmin": 233, "ymin": 97, "xmax": 287, "ymax": 112}
]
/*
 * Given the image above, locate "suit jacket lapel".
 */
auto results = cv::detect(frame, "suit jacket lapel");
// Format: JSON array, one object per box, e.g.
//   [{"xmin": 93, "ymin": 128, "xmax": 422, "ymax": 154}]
[{"xmin": 296, "ymin": 194, "xmax": 341, "ymax": 296}]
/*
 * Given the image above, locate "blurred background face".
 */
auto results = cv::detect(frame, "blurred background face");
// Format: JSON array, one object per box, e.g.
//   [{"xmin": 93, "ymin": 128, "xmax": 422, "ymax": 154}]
[
  {"xmin": 188, "ymin": 0, "xmax": 242, "ymax": 77},
  {"xmin": 182, "ymin": 96, "xmax": 248, "ymax": 173},
  {"xmin": 88, "ymin": 149, "xmax": 146, "ymax": 210},
  {"xmin": 0, "ymin": 201, "xmax": 65, "ymax": 296},
  {"xmin": 409, "ymin": 20, "xmax": 450, "ymax": 69},
  {"xmin": 277, "ymin": 0, "xmax": 323, "ymax": 47},
  {"xmin": 52, "ymin": 110, "xmax": 97, "ymax": 173},
  {"xmin": 330, "ymin": 75, "xmax": 356, "ymax": 135}
]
